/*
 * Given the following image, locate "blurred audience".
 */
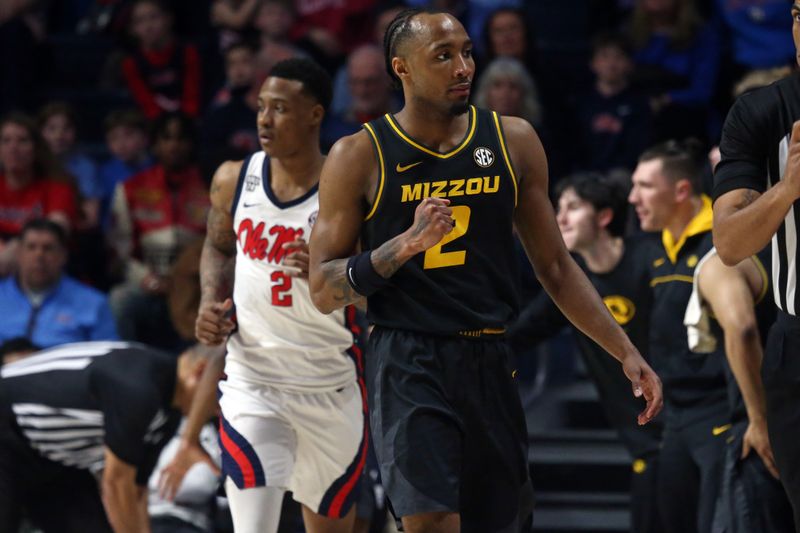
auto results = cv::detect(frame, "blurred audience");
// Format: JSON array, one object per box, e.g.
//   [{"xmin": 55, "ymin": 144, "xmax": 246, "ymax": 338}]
[
  {"xmin": 0, "ymin": 112, "xmax": 77, "ymax": 276},
  {"xmin": 473, "ymin": 57, "xmax": 543, "ymax": 128},
  {"xmin": 322, "ymin": 44, "xmax": 396, "ymax": 150},
  {"xmin": 38, "ymin": 101, "xmax": 102, "ymax": 228},
  {"xmin": 573, "ymin": 33, "xmax": 653, "ymax": 173},
  {"xmin": 98, "ymin": 109, "xmax": 154, "ymax": 230},
  {"xmin": 0, "ymin": 219, "xmax": 117, "ymax": 347},
  {"xmin": 201, "ymin": 42, "xmax": 260, "ymax": 177},
  {"xmin": 253, "ymin": 0, "xmax": 304, "ymax": 79},
  {"xmin": 122, "ymin": 0, "xmax": 202, "ymax": 119},
  {"xmin": 628, "ymin": 0, "xmax": 721, "ymax": 141},
  {"xmin": 109, "ymin": 112, "xmax": 208, "ymax": 350}
]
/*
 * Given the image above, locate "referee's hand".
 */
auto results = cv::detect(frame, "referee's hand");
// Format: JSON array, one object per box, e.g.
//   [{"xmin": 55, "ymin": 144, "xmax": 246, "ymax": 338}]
[{"xmin": 622, "ymin": 352, "xmax": 663, "ymax": 425}]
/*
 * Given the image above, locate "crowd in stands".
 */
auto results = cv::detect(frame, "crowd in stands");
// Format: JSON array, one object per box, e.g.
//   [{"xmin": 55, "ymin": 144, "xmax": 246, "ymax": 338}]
[{"xmin": 0, "ymin": 0, "xmax": 796, "ymax": 531}]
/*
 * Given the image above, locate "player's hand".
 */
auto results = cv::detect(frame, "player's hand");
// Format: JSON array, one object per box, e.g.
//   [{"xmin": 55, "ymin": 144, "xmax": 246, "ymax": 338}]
[
  {"xmin": 158, "ymin": 439, "xmax": 220, "ymax": 501},
  {"xmin": 195, "ymin": 298, "xmax": 234, "ymax": 345},
  {"xmin": 405, "ymin": 197, "xmax": 455, "ymax": 253},
  {"xmin": 742, "ymin": 417, "xmax": 780, "ymax": 479},
  {"xmin": 621, "ymin": 352, "xmax": 663, "ymax": 425},
  {"xmin": 785, "ymin": 120, "xmax": 800, "ymax": 199},
  {"xmin": 282, "ymin": 237, "xmax": 309, "ymax": 279}
]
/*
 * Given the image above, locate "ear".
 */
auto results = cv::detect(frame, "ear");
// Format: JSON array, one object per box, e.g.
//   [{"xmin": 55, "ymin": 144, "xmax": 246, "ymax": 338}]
[
  {"xmin": 596, "ymin": 207, "xmax": 614, "ymax": 230},
  {"xmin": 392, "ymin": 56, "xmax": 409, "ymax": 83},
  {"xmin": 674, "ymin": 178, "xmax": 692, "ymax": 203},
  {"xmin": 309, "ymin": 103, "xmax": 324, "ymax": 127}
]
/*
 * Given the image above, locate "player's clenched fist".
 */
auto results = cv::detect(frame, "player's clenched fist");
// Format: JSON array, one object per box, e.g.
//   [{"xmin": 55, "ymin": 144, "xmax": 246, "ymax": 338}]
[
  {"xmin": 405, "ymin": 197, "xmax": 456, "ymax": 253},
  {"xmin": 195, "ymin": 298, "xmax": 234, "ymax": 345}
]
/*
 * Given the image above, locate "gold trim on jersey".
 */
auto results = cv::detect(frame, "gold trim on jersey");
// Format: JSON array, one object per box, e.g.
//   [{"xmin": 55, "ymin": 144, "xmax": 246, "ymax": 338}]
[
  {"xmin": 650, "ymin": 274, "xmax": 694, "ymax": 287},
  {"xmin": 662, "ymin": 195, "xmax": 713, "ymax": 264},
  {"xmin": 384, "ymin": 105, "xmax": 477, "ymax": 158},
  {"xmin": 491, "ymin": 111, "xmax": 519, "ymax": 207},
  {"xmin": 363, "ymin": 122, "xmax": 386, "ymax": 221},
  {"xmin": 751, "ymin": 253, "xmax": 769, "ymax": 305}
]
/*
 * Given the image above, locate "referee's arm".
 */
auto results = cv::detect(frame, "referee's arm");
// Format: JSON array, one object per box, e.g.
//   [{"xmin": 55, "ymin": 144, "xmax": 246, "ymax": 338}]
[
  {"xmin": 714, "ymin": 116, "xmax": 800, "ymax": 265},
  {"xmin": 101, "ymin": 447, "xmax": 151, "ymax": 533}
]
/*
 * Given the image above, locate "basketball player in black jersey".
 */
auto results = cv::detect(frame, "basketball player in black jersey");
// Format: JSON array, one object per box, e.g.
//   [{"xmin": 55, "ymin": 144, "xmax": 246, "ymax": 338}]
[
  {"xmin": 509, "ymin": 174, "xmax": 664, "ymax": 533},
  {"xmin": 308, "ymin": 9, "xmax": 663, "ymax": 533}
]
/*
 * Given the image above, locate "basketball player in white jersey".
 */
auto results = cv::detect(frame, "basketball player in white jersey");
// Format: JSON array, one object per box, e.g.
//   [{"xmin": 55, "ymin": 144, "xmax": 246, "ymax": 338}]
[{"xmin": 159, "ymin": 58, "xmax": 366, "ymax": 533}]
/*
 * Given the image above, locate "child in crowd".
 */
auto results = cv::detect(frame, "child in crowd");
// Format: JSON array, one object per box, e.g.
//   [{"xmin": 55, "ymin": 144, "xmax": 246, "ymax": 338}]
[
  {"xmin": 38, "ymin": 101, "xmax": 101, "ymax": 228},
  {"xmin": 98, "ymin": 109, "xmax": 153, "ymax": 230},
  {"xmin": 122, "ymin": 0, "xmax": 201, "ymax": 119}
]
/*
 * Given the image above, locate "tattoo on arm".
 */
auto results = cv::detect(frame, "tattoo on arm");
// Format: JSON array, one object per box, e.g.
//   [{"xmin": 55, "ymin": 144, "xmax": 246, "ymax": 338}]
[
  {"xmin": 370, "ymin": 238, "xmax": 406, "ymax": 278},
  {"xmin": 736, "ymin": 189, "xmax": 758, "ymax": 210},
  {"xmin": 200, "ymin": 208, "xmax": 237, "ymax": 302},
  {"xmin": 321, "ymin": 258, "xmax": 362, "ymax": 306}
]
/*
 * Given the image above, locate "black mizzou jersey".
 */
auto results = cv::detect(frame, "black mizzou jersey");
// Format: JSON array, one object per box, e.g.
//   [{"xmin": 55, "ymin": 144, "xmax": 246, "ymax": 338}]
[{"xmin": 361, "ymin": 106, "xmax": 520, "ymax": 336}]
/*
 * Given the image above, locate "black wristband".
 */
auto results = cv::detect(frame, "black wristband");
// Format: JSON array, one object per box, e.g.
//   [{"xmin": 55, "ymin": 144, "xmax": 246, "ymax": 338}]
[{"xmin": 346, "ymin": 251, "xmax": 390, "ymax": 296}]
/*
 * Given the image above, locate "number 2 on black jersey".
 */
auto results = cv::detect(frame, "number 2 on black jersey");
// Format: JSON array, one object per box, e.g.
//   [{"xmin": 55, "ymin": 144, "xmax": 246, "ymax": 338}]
[{"xmin": 424, "ymin": 205, "xmax": 471, "ymax": 269}]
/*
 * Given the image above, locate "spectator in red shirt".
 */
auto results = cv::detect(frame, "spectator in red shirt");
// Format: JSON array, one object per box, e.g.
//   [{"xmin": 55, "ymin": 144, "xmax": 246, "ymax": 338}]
[
  {"xmin": 109, "ymin": 112, "xmax": 209, "ymax": 350},
  {"xmin": 0, "ymin": 113, "xmax": 77, "ymax": 276},
  {"xmin": 121, "ymin": 0, "xmax": 202, "ymax": 120}
]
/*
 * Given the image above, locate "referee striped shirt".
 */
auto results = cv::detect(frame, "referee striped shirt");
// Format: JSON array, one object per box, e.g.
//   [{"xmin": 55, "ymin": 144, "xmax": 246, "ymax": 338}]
[
  {"xmin": 0, "ymin": 342, "xmax": 180, "ymax": 483},
  {"xmin": 714, "ymin": 72, "xmax": 800, "ymax": 315}
]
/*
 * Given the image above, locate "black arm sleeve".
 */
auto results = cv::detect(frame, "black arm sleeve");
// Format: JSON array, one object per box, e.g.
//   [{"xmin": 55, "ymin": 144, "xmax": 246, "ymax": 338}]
[{"xmin": 713, "ymin": 93, "xmax": 770, "ymax": 201}]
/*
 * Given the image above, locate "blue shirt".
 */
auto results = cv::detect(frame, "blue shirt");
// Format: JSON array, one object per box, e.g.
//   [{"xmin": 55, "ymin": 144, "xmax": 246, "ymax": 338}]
[
  {"xmin": 635, "ymin": 22, "xmax": 721, "ymax": 106},
  {"xmin": 716, "ymin": 0, "xmax": 795, "ymax": 68},
  {"xmin": 0, "ymin": 275, "xmax": 118, "ymax": 348},
  {"xmin": 66, "ymin": 153, "xmax": 101, "ymax": 199}
]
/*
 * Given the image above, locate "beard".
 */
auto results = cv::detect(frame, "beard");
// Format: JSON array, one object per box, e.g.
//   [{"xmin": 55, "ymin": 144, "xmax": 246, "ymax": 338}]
[{"xmin": 449, "ymin": 101, "xmax": 470, "ymax": 116}]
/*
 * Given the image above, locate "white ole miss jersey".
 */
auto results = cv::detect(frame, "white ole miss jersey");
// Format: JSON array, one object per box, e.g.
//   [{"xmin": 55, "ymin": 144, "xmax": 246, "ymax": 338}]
[{"xmin": 226, "ymin": 151, "xmax": 358, "ymax": 391}]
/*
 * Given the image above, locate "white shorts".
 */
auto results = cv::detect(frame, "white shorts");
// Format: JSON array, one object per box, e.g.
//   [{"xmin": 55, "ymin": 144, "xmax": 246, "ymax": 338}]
[{"xmin": 218, "ymin": 375, "xmax": 367, "ymax": 518}]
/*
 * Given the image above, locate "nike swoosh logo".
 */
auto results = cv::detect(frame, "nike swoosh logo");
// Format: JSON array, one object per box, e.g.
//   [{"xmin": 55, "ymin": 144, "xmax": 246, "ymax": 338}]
[
  {"xmin": 243, "ymin": 202, "xmax": 261, "ymax": 208},
  {"xmin": 396, "ymin": 161, "xmax": 422, "ymax": 173},
  {"xmin": 712, "ymin": 424, "xmax": 731, "ymax": 436}
]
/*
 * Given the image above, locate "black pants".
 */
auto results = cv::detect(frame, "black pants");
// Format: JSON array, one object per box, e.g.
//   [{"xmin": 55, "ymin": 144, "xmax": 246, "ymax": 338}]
[
  {"xmin": 0, "ymin": 425, "xmax": 112, "ymax": 533},
  {"xmin": 630, "ymin": 451, "xmax": 664, "ymax": 533},
  {"xmin": 763, "ymin": 312, "xmax": 800, "ymax": 531},
  {"xmin": 711, "ymin": 420, "xmax": 794, "ymax": 533},
  {"xmin": 657, "ymin": 407, "xmax": 728, "ymax": 533},
  {"xmin": 366, "ymin": 327, "xmax": 533, "ymax": 533}
]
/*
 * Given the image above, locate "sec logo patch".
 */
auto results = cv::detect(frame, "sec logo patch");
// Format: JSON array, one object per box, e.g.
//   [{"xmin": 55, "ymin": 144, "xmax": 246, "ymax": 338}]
[{"xmin": 473, "ymin": 147, "xmax": 494, "ymax": 168}]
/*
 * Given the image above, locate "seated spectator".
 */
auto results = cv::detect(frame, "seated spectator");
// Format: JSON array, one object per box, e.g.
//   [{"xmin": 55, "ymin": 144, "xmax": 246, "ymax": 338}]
[
  {"xmin": 200, "ymin": 42, "xmax": 259, "ymax": 176},
  {"xmin": 480, "ymin": 7, "xmax": 535, "ymax": 71},
  {"xmin": 573, "ymin": 33, "xmax": 652, "ymax": 173},
  {"xmin": 148, "ymin": 419, "xmax": 222, "ymax": 533},
  {"xmin": 38, "ymin": 101, "xmax": 102, "ymax": 228},
  {"xmin": 122, "ymin": 0, "xmax": 201, "ymax": 119},
  {"xmin": 628, "ymin": 0, "xmax": 721, "ymax": 141},
  {"xmin": 473, "ymin": 57, "xmax": 543, "ymax": 128},
  {"xmin": 0, "ymin": 342, "xmax": 218, "ymax": 533},
  {"xmin": 0, "ymin": 219, "xmax": 118, "ymax": 347},
  {"xmin": 0, "ymin": 113, "xmax": 77, "ymax": 276},
  {"xmin": 98, "ymin": 109, "xmax": 154, "ymax": 230},
  {"xmin": 322, "ymin": 44, "xmax": 395, "ymax": 150},
  {"xmin": 109, "ymin": 112, "xmax": 209, "ymax": 350},
  {"xmin": 253, "ymin": 0, "xmax": 304, "ymax": 78},
  {"xmin": 209, "ymin": 0, "xmax": 260, "ymax": 51},
  {"xmin": 329, "ymin": 4, "xmax": 403, "ymax": 116}
]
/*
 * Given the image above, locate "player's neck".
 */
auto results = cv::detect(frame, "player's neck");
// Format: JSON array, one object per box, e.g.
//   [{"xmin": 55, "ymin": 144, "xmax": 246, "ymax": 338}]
[
  {"xmin": 270, "ymin": 149, "xmax": 324, "ymax": 201},
  {"xmin": 579, "ymin": 234, "xmax": 624, "ymax": 274},
  {"xmin": 666, "ymin": 195, "xmax": 703, "ymax": 242},
  {"xmin": 393, "ymin": 101, "xmax": 470, "ymax": 152}
]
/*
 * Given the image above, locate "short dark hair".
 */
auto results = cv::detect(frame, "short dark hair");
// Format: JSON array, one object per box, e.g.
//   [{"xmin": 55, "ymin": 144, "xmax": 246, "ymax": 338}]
[
  {"xmin": 37, "ymin": 101, "xmax": 78, "ymax": 130},
  {"xmin": 104, "ymin": 109, "xmax": 147, "ymax": 134},
  {"xmin": 0, "ymin": 337, "xmax": 40, "ymax": 363},
  {"xmin": 269, "ymin": 57, "xmax": 332, "ymax": 112},
  {"xmin": 151, "ymin": 111, "xmax": 196, "ymax": 144},
  {"xmin": 639, "ymin": 138, "xmax": 705, "ymax": 193},
  {"xmin": 383, "ymin": 8, "xmax": 443, "ymax": 86},
  {"xmin": 555, "ymin": 173, "xmax": 629, "ymax": 237},
  {"xmin": 20, "ymin": 218, "xmax": 68, "ymax": 247},
  {"xmin": 591, "ymin": 32, "xmax": 632, "ymax": 57}
]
